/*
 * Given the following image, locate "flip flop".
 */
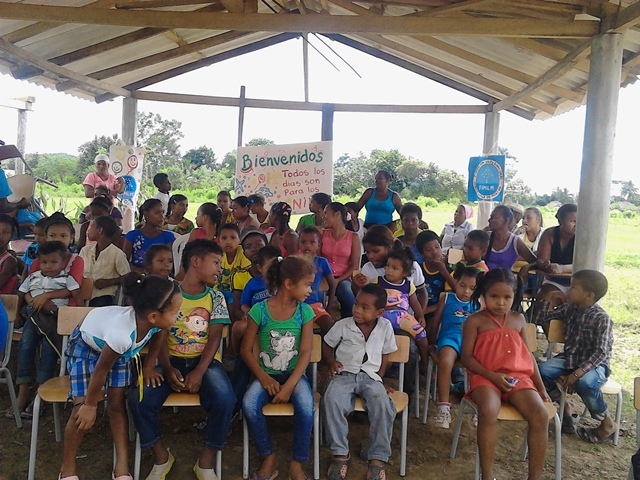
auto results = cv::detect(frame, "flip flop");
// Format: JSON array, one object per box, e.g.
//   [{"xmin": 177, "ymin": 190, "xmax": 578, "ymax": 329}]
[
  {"xmin": 576, "ymin": 426, "xmax": 614, "ymax": 444},
  {"xmin": 251, "ymin": 471, "xmax": 278, "ymax": 480}
]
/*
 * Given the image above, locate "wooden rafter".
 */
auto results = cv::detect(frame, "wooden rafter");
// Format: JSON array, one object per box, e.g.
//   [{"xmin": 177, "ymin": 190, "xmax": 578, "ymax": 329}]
[
  {"xmin": 94, "ymin": 32, "xmax": 298, "ymax": 102},
  {"xmin": 114, "ymin": 0, "xmax": 216, "ymax": 9},
  {"xmin": 0, "ymin": 3, "xmax": 600, "ymax": 37},
  {"xmin": 0, "ymin": 36, "xmax": 130, "ymax": 97},
  {"xmin": 55, "ymin": 30, "xmax": 251, "ymax": 91},
  {"xmin": 325, "ymin": 33, "xmax": 536, "ymax": 120}
]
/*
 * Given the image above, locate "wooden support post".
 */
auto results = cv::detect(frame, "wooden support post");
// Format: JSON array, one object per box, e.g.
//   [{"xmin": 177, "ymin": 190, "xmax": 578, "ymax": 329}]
[
  {"xmin": 303, "ymin": 33, "xmax": 309, "ymax": 103},
  {"xmin": 574, "ymin": 33, "xmax": 623, "ymax": 272},
  {"xmin": 122, "ymin": 97, "xmax": 138, "ymax": 146},
  {"xmin": 477, "ymin": 107, "xmax": 500, "ymax": 229},
  {"xmin": 321, "ymin": 104, "xmax": 334, "ymax": 141},
  {"xmin": 13, "ymin": 96, "xmax": 35, "ymax": 174},
  {"xmin": 238, "ymin": 85, "xmax": 246, "ymax": 147}
]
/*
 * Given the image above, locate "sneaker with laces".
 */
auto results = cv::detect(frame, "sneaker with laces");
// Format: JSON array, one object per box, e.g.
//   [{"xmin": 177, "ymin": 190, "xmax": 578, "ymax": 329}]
[
  {"xmin": 434, "ymin": 410, "xmax": 452, "ymax": 429},
  {"xmin": 193, "ymin": 461, "xmax": 219, "ymax": 480},
  {"xmin": 145, "ymin": 450, "xmax": 175, "ymax": 480}
]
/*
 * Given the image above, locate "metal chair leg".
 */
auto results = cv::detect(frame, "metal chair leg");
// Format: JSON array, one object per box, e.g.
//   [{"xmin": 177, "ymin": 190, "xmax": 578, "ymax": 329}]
[
  {"xmin": 1, "ymin": 368, "xmax": 22, "ymax": 428},
  {"xmin": 614, "ymin": 390, "xmax": 623, "ymax": 446},
  {"xmin": 314, "ymin": 407, "xmax": 320, "ymax": 480},
  {"xmin": 400, "ymin": 408, "xmax": 408, "ymax": 476},
  {"xmin": 27, "ymin": 394, "xmax": 43, "ymax": 480},
  {"xmin": 243, "ymin": 417, "xmax": 249, "ymax": 479},
  {"xmin": 450, "ymin": 398, "xmax": 469, "ymax": 458},
  {"xmin": 53, "ymin": 402, "xmax": 62, "ymax": 442},
  {"xmin": 216, "ymin": 449, "xmax": 223, "ymax": 480},
  {"xmin": 422, "ymin": 357, "xmax": 434, "ymax": 424},
  {"xmin": 134, "ymin": 433, "xmax": 141, "ymax": 480},
  {"xmin": 553, "ymin": 412, "xmax": 562, "ymax": 480},
  {"xmin": 414, "ymin": 356, "xmax": 420, "ymax": 419}
]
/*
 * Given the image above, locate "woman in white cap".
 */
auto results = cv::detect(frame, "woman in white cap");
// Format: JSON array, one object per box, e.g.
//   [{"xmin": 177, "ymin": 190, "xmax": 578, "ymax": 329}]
[
  {"xmin": 440, "ymin": 204, "xmax": 474, "ymax": 255},
  {"xmin": 82, "ymin": 153, "xmax": 123, "ymax": 204}
]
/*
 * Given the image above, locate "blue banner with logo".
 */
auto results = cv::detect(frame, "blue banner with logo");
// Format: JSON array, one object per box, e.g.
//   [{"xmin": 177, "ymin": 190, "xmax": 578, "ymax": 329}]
[{"xmin": 468, "ymin": 155, "xmax": 505, "ymax": 202}]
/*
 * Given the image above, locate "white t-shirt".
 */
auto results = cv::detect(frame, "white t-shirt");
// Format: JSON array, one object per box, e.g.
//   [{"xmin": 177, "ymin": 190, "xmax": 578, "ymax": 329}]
[
  {"xmin": 19, "ymin": 270, "xmax": 80, "ymax": 308},
  {"xmin": 80, "ymin": 306, "xmax": 159, "ymax": 360},
  {"xmin": 153, "ymin": 191, "xmax": 170, "ymax": 215},
  {"xmin": 361, "ymin": 260, "xmax": 425, "ymax": 289}
]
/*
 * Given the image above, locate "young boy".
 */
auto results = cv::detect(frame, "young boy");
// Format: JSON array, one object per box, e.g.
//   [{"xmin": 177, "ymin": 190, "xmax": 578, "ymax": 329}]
[
  {"xmin": 216, "ymin": 223, "xmax": 250, "ymax": 303},
  {"xmin": 459, "ymin": 229, "xmax": 489, "ymax": 272},
  {"xmin": 79, "ymin": 215, "xmax": 130, "ymax": 307},
  {"xmin": 129, "ymin": 239, "xmax": 235, "ymax": 480},
  {"xmin": 299, "ymin": 226, "xmax": 336, "ymax": 335},
  {"xmin": 15, "ymin": 241, "xmax": 84, "ymax": 416},
  {"xmin": 152, "ymin": 172, "xmax": 172, "ymax": 214},
  {"xmin": 323, "ymin": 284, "xmax": 397, "ymax": 480},
  {"xmin": 21, "ymin": 217, "xmax": 48, "ymax": 272},
  {"xmin": 416, "ymin": 230, "xmax": 456, "ymax": 312},
  {"xmin": 536, "ymin": 269, "xmax": 616, "ymax": 444},
  {"xmin": 230, "ymin": 228, "xmax": 268, "ymax": 323},
  {"xmin": 394, "ymin": 202, "xmax": 425, "ymax": 264}
]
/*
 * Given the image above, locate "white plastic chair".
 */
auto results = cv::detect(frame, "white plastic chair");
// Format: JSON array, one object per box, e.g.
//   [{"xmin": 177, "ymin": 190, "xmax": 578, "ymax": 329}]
[
  {"xmin": 628, "ymin": 377, "xmax": 640, "ymax": 480},
  {"xmin": 171, "ymin": 233, "xmax": 190, "ymax": 277},
  {"xmin": 0, "ymin": 294, "xmax": 21, "ymax": 428}
]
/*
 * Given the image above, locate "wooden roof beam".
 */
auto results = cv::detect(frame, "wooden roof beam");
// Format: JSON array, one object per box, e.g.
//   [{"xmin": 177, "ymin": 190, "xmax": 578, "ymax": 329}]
[
  {"xmin": 56, "ymin": 30, "xmax": 251, "ymax": 91},
  {"xmin": 94, "ymin": 32, "xmax": 298, "ymax": 102},
  {"xmin": 0, "ymin": 3, "xmax": 600, "ymax": 37},
  {"xmin": 324, "ymin": 33, "xmax": 536, "ymax": 120},
  {"xmin": 601, "ymin": 0, "xmax": 640, "ymax": 32},
  {"xmin": 0, "ymin": 36, "xmax": 130, "ymax": 98},
  {"xmin": 493, "ymin": 38, "xmax": 591, "ymax": 112},
  {"xmin": 114, "ymin": 0, "xmax": 217, "ymax": 8}
]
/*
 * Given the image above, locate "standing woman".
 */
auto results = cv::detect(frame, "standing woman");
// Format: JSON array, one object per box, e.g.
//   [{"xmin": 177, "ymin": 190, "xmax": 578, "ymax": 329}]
[
  {"xmin": 483, "ymin": 205, "xmax": 537, "ymax": 272},
  {"xmin": 295, "ymin": 193, "xmax": 332, "ymax": 234},
  {"xmin": 534, "ymin": 204, "xmax": 577, "ymax": 306},
  {"xmin": 321, "ymin": 202, "xmax": 361, "ymax": 318},
  {"xmin": 232, "ymin": 196, "xmax": 260, "ymax": 234},
  {"xmin": 248, "ymin": 194, "xmax": 270, "ymax": 231},
  {"xmin": 162, "ymin": 194, "xmax": 194, "ymax": 235},
  {"xmin": 82, "ymin": 154, "xmax": 123, "ymax": 204},
  {"xmin": 356, "ymin": 170, "xmax": 403, "ymax": 230},
  {"xmin": 440, "ymin": 204, "xmax": 474, "ymax": 255}
]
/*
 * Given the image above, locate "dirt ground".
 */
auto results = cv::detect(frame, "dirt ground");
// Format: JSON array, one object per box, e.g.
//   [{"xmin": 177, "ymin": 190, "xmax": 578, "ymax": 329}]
[{"xmin": 0, "ymin": 361, "xmax": 636, "ymax": 480}]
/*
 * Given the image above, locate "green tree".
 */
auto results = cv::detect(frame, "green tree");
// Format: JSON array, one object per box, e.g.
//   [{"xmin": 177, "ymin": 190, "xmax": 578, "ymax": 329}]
[
  {"xmin": 246, "ymin": 138, "xmax": 274, "ymax": 147},
  {"xmin": 183, "ymin": 146, "xmax": 217, "ymax": 170},
  {"xmin": 499, "ymin": 146, "xmax": 534, "ymax": 205},
  {"xmin": 77, "ymin": 134, "xmax": 120, "ymax": 178},
  {"xmin": 26, "ymin": 153, "xmax": 79, "ymax": 185},
  {"xmin": 136, "ymin": 112, "xmax": 184, "ymax": 181}
]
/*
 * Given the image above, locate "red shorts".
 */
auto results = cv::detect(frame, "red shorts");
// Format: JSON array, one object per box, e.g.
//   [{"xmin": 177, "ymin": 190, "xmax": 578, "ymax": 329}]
[
  {"xmin": 309, "ymin": 302, "xmax": 329, "ymax": 327},
  {"xmin": 468, "ymin": 373, "xmax": 536, "ymax": 401}
]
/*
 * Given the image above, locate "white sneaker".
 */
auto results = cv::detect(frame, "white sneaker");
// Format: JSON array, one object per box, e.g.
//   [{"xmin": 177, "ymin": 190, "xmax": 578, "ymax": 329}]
[
  {"xmin": 145, "ymin": 450, "xmax": 175, "ymax": 480},
  {"xmin": 434, "ymin": 410, "xmax": 452, "ymax": 429},
  {"xmin": 193, "ymin": 461, "xmax": 219, "ymax": 480}
]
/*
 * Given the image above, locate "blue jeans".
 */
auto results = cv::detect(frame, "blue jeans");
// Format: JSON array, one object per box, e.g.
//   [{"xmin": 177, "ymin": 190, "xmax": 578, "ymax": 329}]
[
  {"xmin": 335, "ymin": 279, "xmax": 355, "ymax": 318},
  {"xmin": 242, "ymin": 372, "xmax": 314, "ymax": 463},
  {"xmin": 129, "ymin": 357, "xmax": 235, "ymax": 450},
  {"xmin": 16, "ymin": 316, "xmax": 60, "ymax": 385},
  {"xmin": 538, "ymin": 356, "xmax": 609, "ymax": 421}
]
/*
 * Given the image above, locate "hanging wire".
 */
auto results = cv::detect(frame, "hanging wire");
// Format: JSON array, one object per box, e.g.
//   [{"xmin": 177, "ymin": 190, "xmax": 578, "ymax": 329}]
[
  {"xmin": 301, "ymin": 34, "xmax": 341, "ymax": 72},
  {"xmin": 312, "ymin": 33, "xmax": 362, "ymax": 78}
]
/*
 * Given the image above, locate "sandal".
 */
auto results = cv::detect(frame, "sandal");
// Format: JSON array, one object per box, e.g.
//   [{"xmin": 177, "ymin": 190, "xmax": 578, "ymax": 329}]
[
  {"xmin": 366, "ymin": 463, "xmax": 386, "ymax": 480},
  {"xmin": 251, "ymin": 471, "xmax": 279, "ymax": 480},
  {"xmin": 327, "ymin": 456, "xmax": 350, "ymax": 480},
  {"xmin": 561, "ymin": 413, "xmax": 579, "ymax": 434},
  {"xmin": 576, "ymin": 426, "xmax": 614, "ymax": 444}
]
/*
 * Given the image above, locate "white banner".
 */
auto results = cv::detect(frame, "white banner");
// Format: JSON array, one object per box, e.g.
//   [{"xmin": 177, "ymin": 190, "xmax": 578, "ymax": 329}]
[
  {"xmin": 109, "ymin": 145, "xmax": 145, "ymax": 234},
  {"xmin": 234, "ymin": 141, "xmax": 333, "ymax": 214}
]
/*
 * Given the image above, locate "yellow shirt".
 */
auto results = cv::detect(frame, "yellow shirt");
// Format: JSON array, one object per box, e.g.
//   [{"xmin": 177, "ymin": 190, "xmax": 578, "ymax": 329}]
[{"xmin": 217, "ymin": 247, "xmax": 251, "ymax": 292}]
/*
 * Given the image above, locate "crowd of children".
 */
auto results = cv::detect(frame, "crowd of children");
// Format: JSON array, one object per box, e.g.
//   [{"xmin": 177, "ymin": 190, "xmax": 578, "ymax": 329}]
[{"xmin": 0, "ymin": 162, "xmax": 626, "ymax": 480}]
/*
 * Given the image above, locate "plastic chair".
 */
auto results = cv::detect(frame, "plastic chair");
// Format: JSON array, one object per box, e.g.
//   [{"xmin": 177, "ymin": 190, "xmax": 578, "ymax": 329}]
[
  {"xmin": 171, "ymin": 233, "xmax": 190, "ymax": 277},
  {"xmin": 421, "ymin": 346, "xmax": 465, "ymax": 424},
  {"xmin": 132, "ymin": 325, "xmax": 228, "ymax": 480},
  {"xmin": 243, "ymin": 334, "xmax": 323, "ymax": 480},
  {"xmin": 0, "ymin": 294, "xmax": 21, "ymax": 428},
  {"xmin": 450, "ymin": 323, "xmax": 562, "ymax": 480},
  {"xmin": 627, "ymin": 377, "xmax": 640, "ymax": 480},
  {"xmin": 547, "ymin": 319, "xmax": 623, "ymax": 446},
  {"xmin": 27, "ymin": 306, "xmax": 95, "ymax": 480},
  {"xmin": 353, "ymin": 335, "xmax": 411, "ymax": 477}
]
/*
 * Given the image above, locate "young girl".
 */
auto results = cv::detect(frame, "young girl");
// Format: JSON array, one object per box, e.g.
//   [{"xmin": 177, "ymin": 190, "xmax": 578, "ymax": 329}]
[
  {"xmin": 372, "ymin": 247, "xmax": 427, "ymax": 370},
  {"xmin": 79, "ymin": 186, "xmax": 123, "ymax": 227},
  {"xmin": 248, "ymin": 194, "xmax": 270, "ymax": 231},
  {"xmin": 217, "ymin": 190, "xmax": 234, "ymax": 224},
  {"xmin": 416, "ymin": 230, "xmax": 457, "ymax": 321},
  {"xmin": 345, "ymin": 202, "xmax": 364, "ymax": 240},
  {"xmin": 232, "ymin": 195, "xmax": 260, "ymax": 233},
  {"xmin": 59, "ymin": 273, "xmax": 182, "ymax": 480},
  {"xmin": 188, "ymin": 202, "xmax": 222, "ymax": 243},
  {"xmin": 241, "ymin": 256, "xmax": 315, "ymax": 480},
  {"xmin": 295, "ymin": 192, "xmax": 331, "ymax": 234},
  {"xmin": 144, "ymin": 244, "xmax": 174, "ymax": 280},
  {"xmin": 123, "ymin": 199, "xmax": 175, "ymax": 272},
  {"xmin": 462, "ymin": 268, "xmax": 550, "ymax": 480},
  {"xmin": 266, "ymin": 201, "xmax": 298, "ymax": 257},
  {"xmin": 431, "ymin": 265, "xmax": 479, "ymax": 428},
  {"xmin": 162, "ymin": 194, "xmax": 194, "ymax": 235},
  {"xmin": 0, "ymin": 214, "xmax": 19, "ymax": 294}
]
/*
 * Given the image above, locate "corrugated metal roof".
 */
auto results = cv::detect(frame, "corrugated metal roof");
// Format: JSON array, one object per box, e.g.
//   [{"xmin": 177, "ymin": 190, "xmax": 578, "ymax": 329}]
[{"xmin": 0, "ymin": 0, "xmax": 639, "ymax": 119}]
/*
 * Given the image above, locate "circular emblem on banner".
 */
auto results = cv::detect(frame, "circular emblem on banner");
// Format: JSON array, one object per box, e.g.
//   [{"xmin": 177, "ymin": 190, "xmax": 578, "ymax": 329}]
[
  {"xmin": 127, "ymin": 155, "xmax": 139, "ymax": 169},
  {"xmin": 472, "ymin": 159, "xmax": 504, "ymax": 201},
  {"xmin": 111, "ymin": 162, "xmax": 123, "ymax": 175}
]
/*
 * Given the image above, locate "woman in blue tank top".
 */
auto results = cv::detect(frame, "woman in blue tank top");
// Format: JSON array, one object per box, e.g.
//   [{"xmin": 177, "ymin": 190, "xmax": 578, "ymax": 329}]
[{"xmin": 356, "ymin": 170, "xmax": 403, "ymax": 230}]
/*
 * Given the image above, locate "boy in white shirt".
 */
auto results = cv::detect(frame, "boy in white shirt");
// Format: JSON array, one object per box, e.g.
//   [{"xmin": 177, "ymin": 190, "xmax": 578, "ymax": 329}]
[{"xmin": 152, "ymin": 172, "xmax": 171, "ymax": 215}]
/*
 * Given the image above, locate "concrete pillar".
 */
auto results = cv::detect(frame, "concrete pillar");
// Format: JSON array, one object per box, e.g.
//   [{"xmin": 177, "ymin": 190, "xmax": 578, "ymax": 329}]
[
  {"xmin": 122, "ymin": 97, "xmax": 138, "ymax": 146},
  {"xmin": 237, "ymin": 86, "xmax": 246, "ymax": 147},
  {"xmin": 574, "ymin": 33, "xmax": 623, "ymax": 272},
  {"xmin": 321, "ymin": 104, "xmax": 334, "ymax": 142},
  {"xmin": 16, "ymin": 109, "xmax": 27, "ymax": 174},
  {"xmin": 476, "ymin": 108, "xmax": 500, "ymax": 229}
]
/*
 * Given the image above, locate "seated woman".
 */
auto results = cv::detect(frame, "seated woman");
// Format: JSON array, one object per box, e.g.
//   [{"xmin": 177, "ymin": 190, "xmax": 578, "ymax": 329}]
[
  {"xmin": 248, "ymin": 194, "xmax": 270, "ymax": 231},
  {"xmin": 513, "ymin": 207, "xmax": 545, "ymax": 272},
  {"xmin": 295, "ymin": 192, "xmax": 331, "ymax": 234},
  {"xmin": 440, "ymin": 204, "xmax": 474, "ymax": 256},
  {"xmin": 356, "ymin": 170, "xmax": 402, "ymax": 230},
  {"xmin": 534, "ymin": 203, "xmax": 577, "ymax": 308},
  {"xmin": 483, "ymin": 205, "xmax": 537, "ymax": 273}
]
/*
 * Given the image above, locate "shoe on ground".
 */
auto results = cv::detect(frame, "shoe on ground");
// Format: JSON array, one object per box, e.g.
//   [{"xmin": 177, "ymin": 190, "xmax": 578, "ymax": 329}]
[
  {"xmin": 434, "ymin": 411, "xmax": 452, "ymax": 429},
  {"xmin": 194, "ymin": 460, "xmax": 219, "ymax": 480},
  {"xmin": 145, "ymin": 450, "xmax": 175, "ymax": 480}
]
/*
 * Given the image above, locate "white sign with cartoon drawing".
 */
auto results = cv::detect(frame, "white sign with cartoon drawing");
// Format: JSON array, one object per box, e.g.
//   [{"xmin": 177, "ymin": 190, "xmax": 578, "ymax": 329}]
[
  {"xmin": 260, "ymin": 330, "xmax": 298, "ymax": 371},
  {"xmin": 235, "ymin": 141, "xmax": 333, "ymax": 215}
]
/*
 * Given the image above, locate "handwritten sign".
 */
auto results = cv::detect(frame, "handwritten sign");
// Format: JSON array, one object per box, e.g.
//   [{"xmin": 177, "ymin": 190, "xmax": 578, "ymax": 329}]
[
  {"xmin": 468, "ymin": 155, "xmax": 505, "ymax": 202},
  {"xmin": 235, "ymin": 141, "xmax": 333, "ymax": 214},
  {"xmin": 110, "ymin": 145, "xmax": 145, "ymax": 233}
]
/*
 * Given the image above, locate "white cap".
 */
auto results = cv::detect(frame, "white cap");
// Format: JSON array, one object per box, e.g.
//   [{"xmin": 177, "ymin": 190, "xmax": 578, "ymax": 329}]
[{"xmin": 94, "ymin": 153, "xmax": 110, "ymax": 164}]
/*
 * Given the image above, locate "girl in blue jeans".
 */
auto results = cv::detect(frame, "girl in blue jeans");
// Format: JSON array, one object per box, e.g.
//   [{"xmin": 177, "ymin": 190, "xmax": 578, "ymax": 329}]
[{"xmin": 242, "ymin": 256, "xmax": 316, "ymax": 480}]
